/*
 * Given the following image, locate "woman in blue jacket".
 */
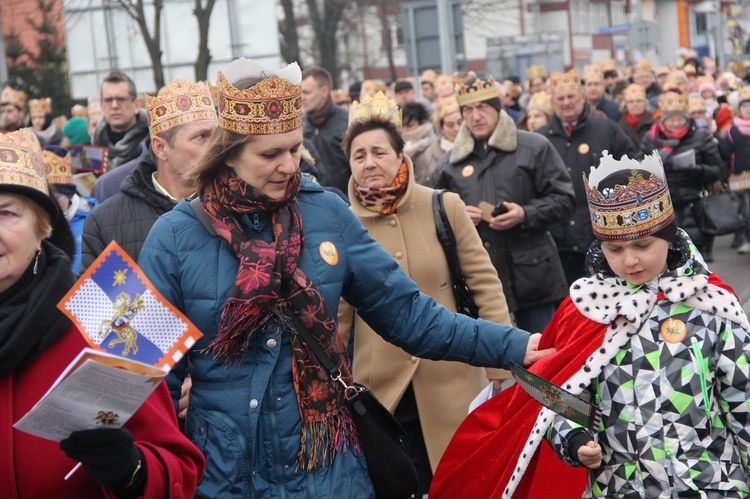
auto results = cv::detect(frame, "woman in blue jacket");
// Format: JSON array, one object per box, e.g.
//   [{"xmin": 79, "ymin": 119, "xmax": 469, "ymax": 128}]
[{"xmin": 138, "ymin": 58, "xmax": 551, "ymax": 498}]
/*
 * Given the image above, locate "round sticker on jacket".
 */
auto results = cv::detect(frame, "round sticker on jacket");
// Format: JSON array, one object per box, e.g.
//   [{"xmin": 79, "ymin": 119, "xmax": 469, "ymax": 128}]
[
  {"xmin": 578, "ymin": 143, "xmax": 590, "ymax": 155},
  {"xmin": 319, "ymin": 242, "xmax": 339, "ymax": 265},
  {"xmin": 660, "ymin": 318, "xmax": 688, "ymax": 343},
  {"xmin": 462, "ymin": 165, "xmax": 474, "ymax": 177}
]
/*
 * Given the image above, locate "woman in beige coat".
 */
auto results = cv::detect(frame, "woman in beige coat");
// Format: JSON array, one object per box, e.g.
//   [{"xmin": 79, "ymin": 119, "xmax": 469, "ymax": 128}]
[{"xmin": 338, "ymin": 92, "xmax": 513, "ymax": 495}]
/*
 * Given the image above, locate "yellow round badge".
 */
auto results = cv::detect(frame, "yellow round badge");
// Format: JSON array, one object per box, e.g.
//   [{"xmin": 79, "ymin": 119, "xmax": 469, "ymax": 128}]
[
  {"xmin": 660, "ymin": 318, "xmax": 688, "ymax": 344},
  {"xmin": 319, "ymin": 241, "xmax": 339, "ymax": 266},
  {"xmin": 578, "ymin": 143, "xmax": 590, "ymax": 155},
  {"xmin": 462, "ymin": 165, "xmax": 475, "ymax": 177}
]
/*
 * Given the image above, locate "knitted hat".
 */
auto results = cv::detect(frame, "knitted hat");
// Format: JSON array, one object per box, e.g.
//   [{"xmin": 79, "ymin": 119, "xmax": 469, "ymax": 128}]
[
  {"xmin": 61, "ymin": 117, "xmax": 91, "ymax": 146},
  {"xmin": 146, "ymin": 79, "xmax": 218, "ymax": 137},
  {"xmin": 548, "ymin": 69, "xmax": 582, "ymax": 95},
  {"xmin": 0, "ymin": 129, "xmax": 57, "ymax": 222}
]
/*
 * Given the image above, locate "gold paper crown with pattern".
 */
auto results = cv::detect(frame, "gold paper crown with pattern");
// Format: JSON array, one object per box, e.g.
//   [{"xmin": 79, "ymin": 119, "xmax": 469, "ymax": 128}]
[
  {"xmin": 599, "ymin": 59, "xmax": 617, "ymax": 73},
  {"xmin": 71, "ymin": 104, "xmax": 88, "ymax": 118},
  {"xmin": 633, "ymin": 58, "xmax": 652, "ymax": 76},
  {"xmin": 421, "ymin": 69, "xmax": 438, "ymax": 84},
  {"xmin": 217, "ymin": 58, "xmax": 302, "ymax": 135},
  {"xmin": 694, "ymin": 75, "xmax": 715, "ymax": 88},
  {"xmin": 683, "ymin": 64, "xmax": 697, "ymax": 75},
  {"xmin": 434, "ymin": 75, "xmax": 454, "ymax": 97},
  {"xmin": 731, "ymin": 61, "xmax": 745, "ymax": 74},
  {"xmin": 584, "ymin": 150, "xmax": 674, "ymax": 241},
  {"xmin": 203, "ymin": 80, "xmax": 220, "ymax": 107},
  {"xmin": 738, "ymin": 86, "xmax": 750, "ymax": 103},
  {"xmin": 435, "ymin": 94, "xmax": 460, "ymax": 122},
  {"xmin": 454, "ymin": 75, "xmax": 499, "ymax": 107},
  {"xmin": 0, "ymin": 128, "xmax": 47, "ymax": 195},
  {"xmin": 655, "ymin": 66, "xmax": 670, "ymax": 77},
  {"xmin": 348, "ymin": 91, "xmax": 402, "ymax": 128},
  {"xmin": 88, "ymin": 93, "xmax": 102, "ymax": 114},
  {"xmin": 146, "ymin": 79, "xmax": 217, "ymax": 137},
  {"xmin": 548, "ymin": 69, "xmax": 581, "ymax": 95},
  {"xmin": 42, "ymin": 150, "xmax": 72, "ymax": 185},
  {"xmin": 688, "ymin": 96, "xmax": 707, "ymax": 115},
  {"xmin": 527, "ymin": 65, "xmax": 547, "ymax": 81},
  {"xmin": 29, "ymin": 98, "xmax": 52, "ymax": 116},
  {"xmin": 527, "ymin": 91, "xmax": 553, "ymax": 116},
  {"xmin": 331, "ymin": 88, "xmax": 350, "ymax": 105},
  {"xmin": 359, "ymin": 80, "xmax": 378, "ymax": 98},
  {"xmin": 1, "ymin": 87, "xmax": 26, "ymax": 109},
  {"xmin": 584, "ymin": 64, "xmax": 604, "ymax": 82},
  {"xmin": 624, "ymin": 83, "xmax": 646, "ymax": 102},
  {"xmin": 659, "ymin": 91, "xmax": 688, "ymax": 113}
]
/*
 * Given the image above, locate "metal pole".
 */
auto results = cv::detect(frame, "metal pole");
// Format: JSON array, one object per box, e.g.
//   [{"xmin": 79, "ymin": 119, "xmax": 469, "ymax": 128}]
[
  {"xmin": 227, "ymin": 0, "xmax": 243, "ymax": 58},
  {"xmin": 407, "ymin": 6, "xmax": 418, "ymax": 76},
  {"xmin": 0, "ymin": 3, "xmax": 8, "ymax": 83},
  {"xmin": 436, "ymin": 0, "xmax": 455, "ymax": 74}
]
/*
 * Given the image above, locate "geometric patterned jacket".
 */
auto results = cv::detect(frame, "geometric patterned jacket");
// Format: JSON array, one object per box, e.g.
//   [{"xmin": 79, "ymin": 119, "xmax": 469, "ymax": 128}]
[{"xmin": 548, "ymin": 246, "xmax": 750, "ymax": 498}]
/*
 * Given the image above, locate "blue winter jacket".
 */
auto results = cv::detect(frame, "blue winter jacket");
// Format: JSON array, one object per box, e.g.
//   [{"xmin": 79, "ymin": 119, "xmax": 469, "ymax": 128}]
[{"xmin": 138, "ymin": 179, "xmax": 530, "ymax": 498}]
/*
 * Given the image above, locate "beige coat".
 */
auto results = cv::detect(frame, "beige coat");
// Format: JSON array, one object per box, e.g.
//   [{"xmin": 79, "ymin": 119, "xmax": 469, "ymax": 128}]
[{"xmin": 338, "ymin": 157, "xmax": 513, "ymax": 471}]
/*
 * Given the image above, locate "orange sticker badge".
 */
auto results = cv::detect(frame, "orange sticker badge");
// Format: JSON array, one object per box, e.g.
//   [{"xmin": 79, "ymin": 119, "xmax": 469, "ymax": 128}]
[
  {"xmin": 660, "ymin": 318, "xmax": 688, "ymax": 344},
  {"xmin": 319, "ymin": 242, "xmax": 339, "ymax": 265},
  {"xmin": 462, "ymin": 165, "xmax": 475, "ymax": 177},
  {"xmin": 578, "ymin": 143, "xmax": 590, "ymax": 155}
]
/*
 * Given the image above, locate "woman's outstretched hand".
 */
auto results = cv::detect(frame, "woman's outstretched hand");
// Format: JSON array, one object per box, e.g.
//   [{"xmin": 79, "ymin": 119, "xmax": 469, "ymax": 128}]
[{"xmin": 522, "ymin": 333, "xmax": 556, "ymax": 366}]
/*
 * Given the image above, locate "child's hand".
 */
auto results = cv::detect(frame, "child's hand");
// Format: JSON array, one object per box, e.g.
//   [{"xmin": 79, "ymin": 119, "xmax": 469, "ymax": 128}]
[{"xmin": 577, "ymin": 441, "xmax": 602, "ymax": 469}]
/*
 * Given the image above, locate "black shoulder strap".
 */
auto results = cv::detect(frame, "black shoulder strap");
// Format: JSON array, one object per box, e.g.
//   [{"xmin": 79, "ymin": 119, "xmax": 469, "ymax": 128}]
[
  {"xmin": 432, "ymin": 189, "xmax": 460, "ymax": 270},
  {"xmin": 189, "ymin": 197, "xmax": 218, "ymax": 237}
]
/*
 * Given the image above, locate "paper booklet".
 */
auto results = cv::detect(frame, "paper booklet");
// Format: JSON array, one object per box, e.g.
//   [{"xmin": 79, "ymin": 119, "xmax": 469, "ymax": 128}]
[
  {"xmin": 14, "ymin": 241, "xmax": 202, "ymax": 442},
  {"xmin": 671, "ymin": 149, "xmax": 696, "ymax": 170}
]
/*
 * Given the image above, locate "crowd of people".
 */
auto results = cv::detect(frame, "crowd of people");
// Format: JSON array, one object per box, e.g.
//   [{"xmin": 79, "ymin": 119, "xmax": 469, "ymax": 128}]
[{"xmin": 1, "ymin": 48, "xmax": 750, "ymax": 498}]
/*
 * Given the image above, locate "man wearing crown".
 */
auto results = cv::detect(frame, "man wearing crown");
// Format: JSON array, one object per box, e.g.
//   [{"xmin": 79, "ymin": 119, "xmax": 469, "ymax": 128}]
[
  {"xmin": 538, "ymin": 69, "xmax": 635, "ymax": 285},
  {"xmin": 0, "ymin": 86, "xmax": 27, "ymax": 134},
  {"xmin": 432, "ymin": 74, "xmax": 575, "ymax": 333},
  {"xmin": 81, "ymin": 79, "xmax": 218, "ymax": 272},
  {"xmin": 583, "ymin": 64, "xmax": 622, "ymax": 123}
]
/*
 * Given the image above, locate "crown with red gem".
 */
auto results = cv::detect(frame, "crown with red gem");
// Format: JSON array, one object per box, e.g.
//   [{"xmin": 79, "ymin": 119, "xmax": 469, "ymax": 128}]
[
  {"xmin": 146, "ymin": 79, "xmax": 217, "ymax": 137},
  {"xmin": 217, "ymin": 58, "xmax": 302, "ymax": 136},
  {"xmin": 548, "ymin": 69, "xmax": 582, "ymax": 95},
  {"xmin": 584, "ymin": 150, "xmax": 674, "ymax": 241},
  {"xmin": 454, "ymin": 74, "xmax": 499, "ymax": 107},
  {"xmin": 42, "ymin": 149, "xmax": 73, "ymax": 185}
]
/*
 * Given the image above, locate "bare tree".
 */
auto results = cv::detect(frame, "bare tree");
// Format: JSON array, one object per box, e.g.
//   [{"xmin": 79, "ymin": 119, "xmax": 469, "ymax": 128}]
[
  {"xmin": 193, "ymin": 0, "xmax": 217, "ymax": 81},
  {"xmin": 376, "ymin": 0, "xmax": 397, "ymax": 81},
  {"xmin": 462, "ymin": 0, "xmax": 520, "ymax": 38},
  {"xmin": 304, "ymin": 0, "xmax": 349, "ymax": 87},
  {"xmin": 113, "ymin": 0, "xmax": 165, "ymax": 89},
  {"xmin": 278, "ymin": 0, "xmax": 301, "ymax": 64}
]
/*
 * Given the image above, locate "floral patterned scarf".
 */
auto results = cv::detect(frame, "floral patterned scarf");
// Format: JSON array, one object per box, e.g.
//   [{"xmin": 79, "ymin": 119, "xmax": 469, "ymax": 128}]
[
  {"xmin": 200, "ymin": 167, "xmax": 357, "ymax": 469},
  {"xmin": 353, "ymin": 161, "xmax": 409, "ymax": 215}
]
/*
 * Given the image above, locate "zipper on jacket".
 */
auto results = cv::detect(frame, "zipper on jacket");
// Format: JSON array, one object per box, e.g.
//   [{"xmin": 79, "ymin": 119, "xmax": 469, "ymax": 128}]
[
  {"xmin": 251, "ymin": 213, "xmax": 261, "ymax": 231},
  {"xmin": 690, "ymin": 336, "xmax": 712, "ymax": 430}
]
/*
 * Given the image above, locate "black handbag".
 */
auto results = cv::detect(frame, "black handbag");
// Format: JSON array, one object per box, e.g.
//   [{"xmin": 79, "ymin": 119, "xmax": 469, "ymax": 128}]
[
  {"xmin": 433, "ymin": 190, "xmax": 480, "ymax": 318},
  {"xmin": 691, "ymin": 188, "xmax": 746, "ymax": 236},
  {"xmin": 284, "ymin": 311, "xmax": 419, "ymax": 499}
]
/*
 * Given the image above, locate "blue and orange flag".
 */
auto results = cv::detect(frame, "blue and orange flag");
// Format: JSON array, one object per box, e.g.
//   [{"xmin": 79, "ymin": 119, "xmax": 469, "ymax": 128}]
[{"xmin": 58, "ymin": 241, "xmax": 202, "ymax": 371}]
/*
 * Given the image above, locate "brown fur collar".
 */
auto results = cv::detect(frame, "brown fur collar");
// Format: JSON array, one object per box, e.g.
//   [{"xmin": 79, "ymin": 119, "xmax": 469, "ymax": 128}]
[{"xmin": 450, "ymin": 109, "xmax": 518, "ymax": 164}]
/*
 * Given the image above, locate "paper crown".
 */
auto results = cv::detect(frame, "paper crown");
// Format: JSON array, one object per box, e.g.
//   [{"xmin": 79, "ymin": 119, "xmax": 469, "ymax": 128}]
[
  {"xmin": 584, "ymin": 150, "xmax": 674, "ymax": 241},
  {"xmin": 527, "ymin": 91, "xmax": 553, "ymax": 116},
  {"xmin": 42, "ymin": 149, "xmax": 73, "ymax": 185},
  {"xmin": 146, "ymin": 79, "xmax": 217, "ymax": 137},
  {"xmin": 331, "ymin": 88, "xmax": 350, "ymax": 104},
  {"xmin": 435, "ymin": 94, "xmax": 460, "ymax": 122},
  {"xmin": 454, "ymin": 75, "xmax": 499, "ymax": 107},
  {"xmin": 659, "ymin": 91, "xmax": 688, "ymax": 113},
  {"xmin": 203, "ymin": 80, "xmax": 220, "ymax": 107},
  {"xmin": 662, "ymin": 73, "xmax": 688, "ymax": 94},
  {"xmin": 688, "ymin": 96, "xmax": 707, "ymax": 115},
  {"xmin": 348, "ymin": 91, "xmax": 401, "ymax": 128},
  {"xmin": 1, "ymin": 87, "xmax": 26, "ymax": 109},
  {"xmin": 655, "ymin": 66, "xmax": 670, "ymax": 77},
  {"xmin": 504, "ymin": 80, "xmax": 521, "ymax": 99},
  {"xmin": 624, "ymin": 83, "xmax": 646, "ymax": 102},
  {"xmin": 434, "ymin": 74, "xmax": 455, "ymax": 97},
  {"xmin": 548, "ymin": 69, "xmax": 581, "ymax": 94},
  {"xmin": 584, "ymin": 64, "xmax": 604, "ymax": 82},
  {"xmin": 599, "ymin": 59, "xmax": 617, "ymax": 73},
  {"xmin": 683, "ymin": 64, "xmax": 697, "ymax": 75},
  {"xmin": 217, "ymin": 58, "xmax": 302, "ymax": 135},
  {"xmin": 633, "ymin": 58, "xmax": 652, "ymax": 76},
  {"xmin": 71, "ymin": 104, "xmax": 88, "ymax": 118},
  {"xmin": 0, "ymin": 128, "xmax": 48, "ymax": 195},
  {"xmin": 731, "ymin": 61, "xmax": 745, "ymax": 73},
  {"xmin": 694, "ymin": 75, "xmax": 715, "ymax": 89},
  {"xmin": 421, "ymin": 69, "xmax": 438, "ymax": 84},
  {"xmin": 29, "ymin": 98, "xmax": 52, "ymax": 116},
  {"xmin": 360, "ymin": 80, "xmax": 379, "ymax": 98},
  {"xmin": 738, "ymin": 86, "xmax": 750, "ymax": 103},
  {"xmin": 527, "ymin": 65, "xmax": 547, "ymax": 81},
  {"xmin": 88, "ymin": 93, "xmax": 102, "ymax": 114}
]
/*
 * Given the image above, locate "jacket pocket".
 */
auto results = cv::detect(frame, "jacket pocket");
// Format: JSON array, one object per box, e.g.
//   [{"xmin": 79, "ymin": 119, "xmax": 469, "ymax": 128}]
[{"xmin": 509, "ymin": 238, "xmax": 563, "ymax": 303}]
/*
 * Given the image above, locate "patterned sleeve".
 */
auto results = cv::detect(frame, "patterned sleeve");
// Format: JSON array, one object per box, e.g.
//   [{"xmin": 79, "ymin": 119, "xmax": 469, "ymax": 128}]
[
  {"xmin": 714, "ymin": 317, "xmax": 750, "ymax": 459},
  {"xmin": 546, "ymin": 386, "xmax": 596, "ymax": 467}
]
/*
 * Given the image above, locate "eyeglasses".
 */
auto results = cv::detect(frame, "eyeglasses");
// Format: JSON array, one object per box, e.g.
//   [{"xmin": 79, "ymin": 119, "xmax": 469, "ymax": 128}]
[{"xmin": 102, "ymin": 96, "xmax": 134, "ymax": 106}]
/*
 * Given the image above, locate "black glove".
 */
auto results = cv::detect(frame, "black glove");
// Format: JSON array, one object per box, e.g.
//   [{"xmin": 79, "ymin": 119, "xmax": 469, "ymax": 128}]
[{"xmin": 60, "ymin": 428, "xmax": 145, "ymax": 496}]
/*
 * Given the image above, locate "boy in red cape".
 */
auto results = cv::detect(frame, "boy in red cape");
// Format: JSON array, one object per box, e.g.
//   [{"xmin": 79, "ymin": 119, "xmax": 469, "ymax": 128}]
[{"xmin": 431, "ymin": 151, "xmax": 749, "ymax": 498}]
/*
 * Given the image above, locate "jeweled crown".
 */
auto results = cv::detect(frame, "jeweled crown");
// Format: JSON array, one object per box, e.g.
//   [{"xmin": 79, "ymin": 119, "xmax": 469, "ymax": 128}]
[
  {"xmin": 42, "ymin": 150, "xmax": 73, "ymax": 185},
  {"xmin": 527, "ymin": 65, "xmax": 547, "ymax": 81},
  {"xmin": 584, "ymin": 151, "xmax": 674, "ymax": 241},
  {"xmin": 633, "ymin": 58, "xmax": 652, "ymax": 76},
  {"xmin": 659, "ymin": 91, "xmax": 688, "ymax": 113},
  {"xmin": 584, "ymin": 64, "xmax": 604, "ymax": 82},
  {"xmin": 623, "ymin": 83, "xmax": 646, "ymax": 102},
  {"xmin": 146, "ymin": 79, "xmax": 217, "ymax": 137},
  {"xmin": 527, "ymin": 91, "xmax": 553, "ymax": 116},
  {"xmin": 455, "ymin": 76, "xmax": 499, "ymax": 107},
  {"xmin": 1, "ymin": 87, "xmax": 26, "ymax": 110},
  {"xmin": 435, "ymin": 94, "xmax": 460, "ymax": 122},
  {"xmin": 548, "ymin": 69, "xmax": 581, "ymax": 95},
  {"xmin": 348, "ymin": 91, "xmax": 401, "ymax": 128},
  {"xmin": 0, "ymin": 128, "xmax": 47, "ymax": 195},
  {"xmin": 29, "ymin": 98, "xmax": 52, "ymax": 116}
]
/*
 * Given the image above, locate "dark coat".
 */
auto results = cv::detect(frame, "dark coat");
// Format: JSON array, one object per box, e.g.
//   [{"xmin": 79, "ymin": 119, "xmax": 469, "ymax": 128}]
[
  {"xmin": 619, "ymin": 113, "xmax": 654, "ymax": 149},
  {"xmin": 303, "ymin": 104, "xmax": 351, "ymax": 193},
  {"xmin": 81, "ymin": 155, "xmax": 175, "ymax": 272},
  {"xmin": 91, "ymin": 144, "xmax": 148, "ymax": 203},
  {"xmin": 719, "ymin": 125, "xmax": 750, "ymax": 175},
  {"xmin": 432, "ymin": 111, "xmax": 575, "ymax": 311},
  {"xmin": 593, "ymin": 98, "xmax": 623, "ymax": 123},
  {"xmin": 537, "ymin": 108, "xmax": 636, "ymax": 253}
]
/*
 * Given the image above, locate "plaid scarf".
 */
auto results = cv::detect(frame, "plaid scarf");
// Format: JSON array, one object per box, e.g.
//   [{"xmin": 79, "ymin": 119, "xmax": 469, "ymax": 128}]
[
  {"xmin": 201, "ymin": 167, "xmax": 357, "ymax": 469},
  {"xmin": 353, "ymin": 161, "xmax": 409, "ymax": 215}
]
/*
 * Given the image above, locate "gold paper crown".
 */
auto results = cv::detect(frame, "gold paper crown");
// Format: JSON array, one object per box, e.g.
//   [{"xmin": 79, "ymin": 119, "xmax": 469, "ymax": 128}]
[
  {"xmin": 504, "ymin": 80, "xmax": 521, "ymax": 99},
  {"xmin": 1, "ymin": 87, "xmax": 26, "ymax": 109},
  {"xmin": 88, "ymin": 93, "xmax": 102, "ymax": 114},
  {"xmin": 584, "ymin": 150, "xmax": 674, "ymax": 241},
  {"xmin": 599, "ymin": 59, "xmax": 617, "ymax": 73},
  {"xmin": 584, "ymin": 64, "xmax": 604, "ymax": 82},
  {"xmin": 738, "ymin": 86, "xmax": 750, "ymax": 103},
  {"xmin": 527, "ymin": 65, "xmax": 547, "ymax": 81},
  {"xmin": 623, "ymin": 83, "xmax": 646, "ymax": 102},
  {"xmin": 332, "ymin": 88, "xmax": 350, "ymax": 105},
  {"xmin": 203, "ymin": 80, "xmax": 220, "ymax": 107},
  {"xmin": 633, "ymin": 58, "xmax": 652, "ymax": 76},
  {"xmin": 434, "ymin": 75, "xmax": 454, "ymax": 97},
  {"xmin": 71, "ymin": 104, "xmax": 88, "ymax": 118},
  {"xmin": 42, "ymin": 150, "xmax": 73, "ymax": 185},
  {"xmin": 348, "ymin": 91, "xmax": 401, "ymax": 128},
  {"xmin": 655, "ymin": 66, "xmax": 670, "ymax": 77},
  {"xmin": 659, "ymin": 91, "xmax": 688, "ymax": 113},
  {"xmin": 662, "ymin": 73, "xmax": 688, "ymax": 94},
  {"xmin": 360, "ymin": 80, "xmax": 378, "ymax": 98},
  {"xmin": 455, "ymin": 76, "xmax": 499, "ymax": 107},
  {"xmin": 421, "ymin": 69, "xmax": 438, "ymax": 84},
  {"xmin": 0, "ymin": 128, "xmax": 47, "ymax": 195},
  {"xmin": 694, "ymin": 75, "xmax": 715, "ymax": 89},
  {"xmin": 146, "ymin": 79, "xmax": 218, "ymax": 137},
  {"xmin": 29, "ymin": 98, "xmax": 52, "ymax": 116},
  {"xmin": 731, "ymin": 61, "xmax": 744, "ymax": 73},
  {"xmin": 435, "ymin": 95, "xmax": 460, "ymax": 122},
  {"xmin": 527, "ymin": 91, "xmax": 553, "ymax": 116},
  {"xmin": 688, "ymin": 96, "xmax": 707, "ymax": 115},
  {"xmin": 217, "ymin": 71, "xmax": 302, "ymax": 136},
  {"xmin": 548, "ymin": 69, "xmax": 581, "ymax": 95},
  {"xmin": 683, "ymin": 64, "xmax": 697, "ymax": 75}
]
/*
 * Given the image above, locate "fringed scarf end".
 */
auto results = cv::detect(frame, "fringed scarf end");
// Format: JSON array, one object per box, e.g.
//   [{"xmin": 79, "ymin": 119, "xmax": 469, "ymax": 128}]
[{"xmin": 296, "ymin": 409, "xmax": 360, "ymax": 472}]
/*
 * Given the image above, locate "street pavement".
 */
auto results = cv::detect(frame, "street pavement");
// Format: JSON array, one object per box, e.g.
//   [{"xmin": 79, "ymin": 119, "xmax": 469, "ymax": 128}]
[{"xmin": 708, "ymin": 234, "xmax": 750, "ymax": 314}]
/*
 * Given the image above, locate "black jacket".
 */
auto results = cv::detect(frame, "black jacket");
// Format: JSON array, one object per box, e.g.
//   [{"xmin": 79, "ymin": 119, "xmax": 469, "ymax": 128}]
[
  {"xmin": 593, "ymin": 98, "xmax": 623, "ymax": 123},
  {"xmin": 719, "ymin": 125, "xmax": 750, "ymax": 176},
  {"xmin": 432, "ymin": 111, "xmax": 575, "ymax": 311},
  {"xmin": 80, "ymin": 155, "xmax": 176, "ymax": 272},
  {"xmin": 537, "ymin": 108, "xmax": 636, "ymax": 253},
  {"xmin": 303, "ymin": 105, "xmax": 350, "ymax": 193},
  {"xmin": 619, "ymin": 113, "xmax": 653, "ymax": 149}
]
